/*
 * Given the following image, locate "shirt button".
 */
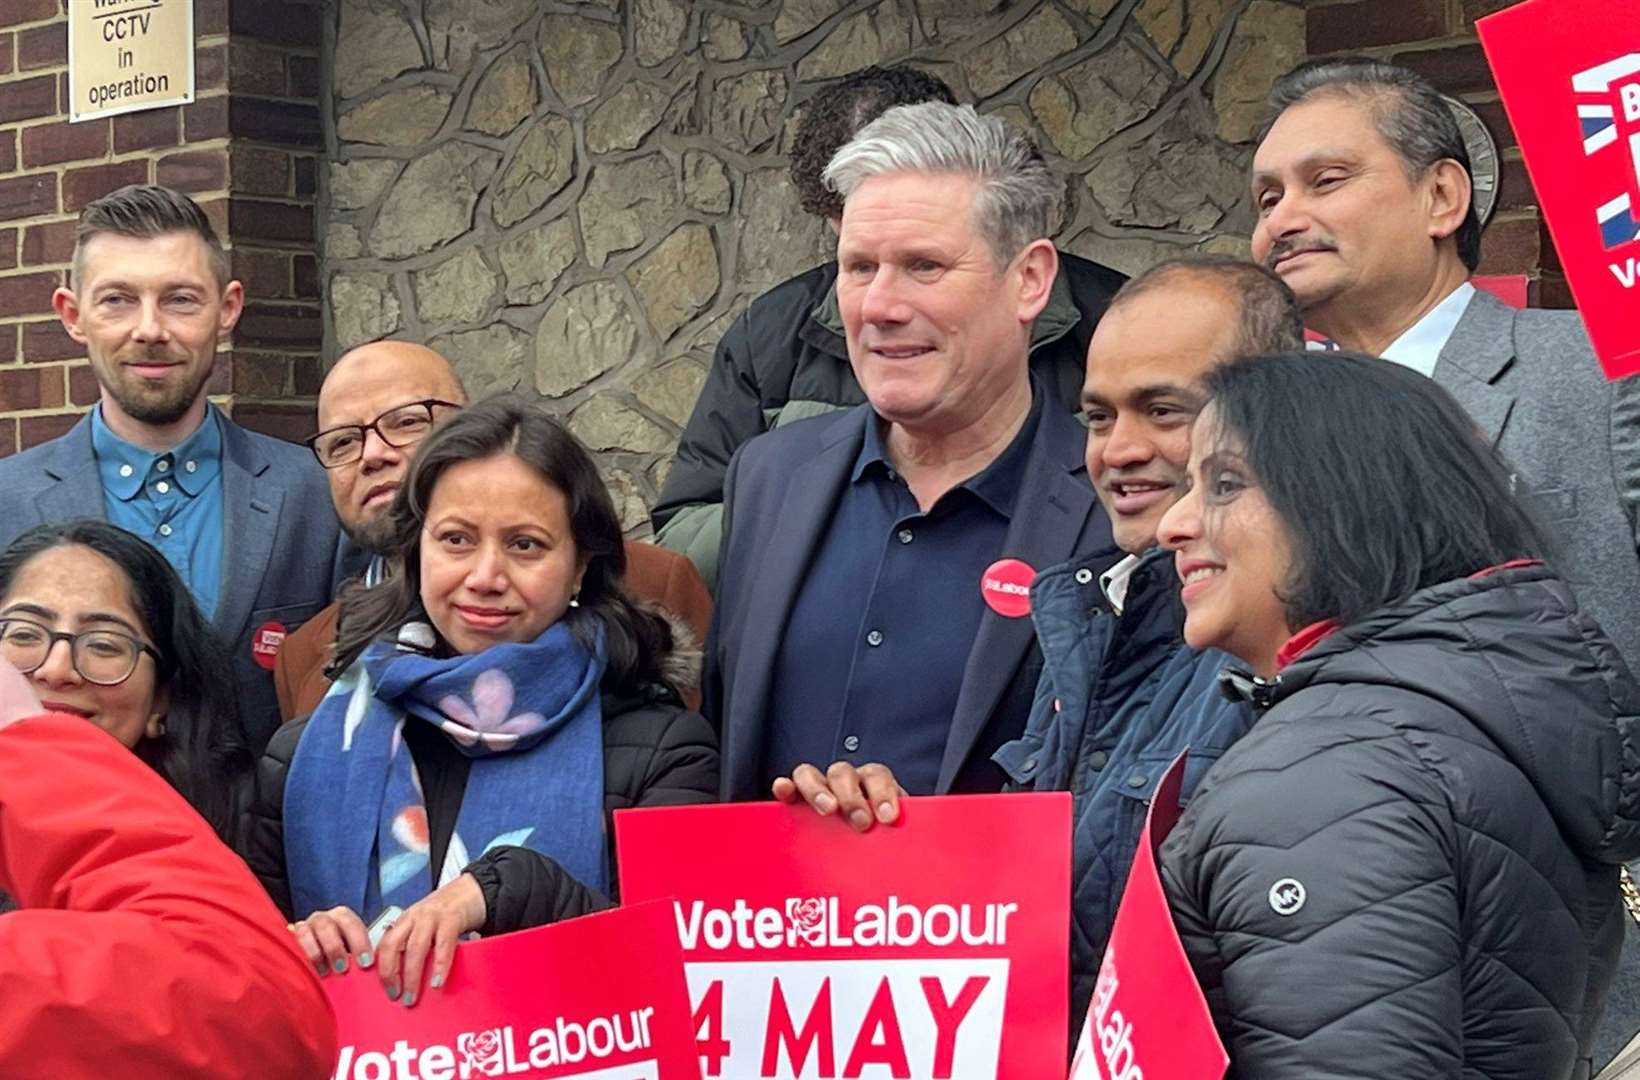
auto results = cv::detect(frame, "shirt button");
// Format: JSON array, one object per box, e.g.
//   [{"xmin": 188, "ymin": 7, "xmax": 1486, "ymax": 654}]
[
  {"xmin": 155, "ymin": 459, "xmax": 169, "ymax": 472},
  {"xmin": 155, "ymin": 481, "xmax": 170, "ymax": 494},
  {"xmin": 866, "ymin": 629, "xmax": 884, "ymax": 647},
  {"xmin": 1088, "ymin": 750, "xmax": 1109, "ymax": 770},
  {"xmin": 185, "ymin": 460, "xmax": 197, "ymax": 473},
  {"xmin": 1075, "ymin": 568, "xmax": 1094, "ymax": 585},
  {"xmin": 897, "ymin": 528, "xmax": 913, "ymax": 545},
  {"xmin": 158, "ymin": 524, "xmax": 173, "ymax": 537},
  {"xmin": 843, "ymin": 735, "xmax": 860, "ymax": 753},
  {"xmin": 119, "ymin": 464, "xmax": 134, "ymax": 478},
  {"xmin": 1126, "ymin": 773, "xmax": 1147, "ymax": 789}
]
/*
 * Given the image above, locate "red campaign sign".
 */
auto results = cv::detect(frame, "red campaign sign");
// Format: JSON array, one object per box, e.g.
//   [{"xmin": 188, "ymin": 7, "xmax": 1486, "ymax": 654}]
[
  {"xmin": 1478, "ymin": 0, "xmax": 1640, "ymax": 381},
  {"xmin": 616, "ymin": 794, "xmax": 1071, "ymax": 1080},
  {"xmin": 1068, "ymin": 755, "xmax": 1227, "ymax": 1080},
  {"xmin": 323, "ymin": 901, "xmax": 703, "ymax": 1080}
]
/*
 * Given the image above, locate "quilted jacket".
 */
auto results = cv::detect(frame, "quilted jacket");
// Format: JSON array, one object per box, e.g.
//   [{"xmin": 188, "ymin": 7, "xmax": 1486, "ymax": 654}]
[{"xmin": 1160, "ymin": 564, "xmax": 1640, "ymax": 1080}]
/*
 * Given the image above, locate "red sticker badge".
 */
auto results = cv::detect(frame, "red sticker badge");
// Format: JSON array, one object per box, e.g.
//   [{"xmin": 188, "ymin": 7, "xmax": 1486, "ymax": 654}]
[
  {"xmin": 251, "ymin": 620, "xmax": 287, "ymax": 670},
  {"xmin": 981, "ymin": 558, "xmax": 1036, "ymax": 618}
]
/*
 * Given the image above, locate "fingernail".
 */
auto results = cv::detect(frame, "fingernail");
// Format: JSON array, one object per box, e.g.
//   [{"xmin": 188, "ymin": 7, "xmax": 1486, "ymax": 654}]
[
  {"xmin": 814, "ymin": 794, "xmax": 835, "ymax": 814},
  {"xmin": 385, "ymin": 983, "xmax": 400, "ymax": 1002},
  {"xmin": 332, "ymin": 958, "xmax": 348, "ymax": 974},
  {"xmin": 358, "ymin": 951, "xmax": 373, "ymax": 969},
  {"xmin": 430, "ymin": 974, "xmax": 444, "ymax": 990},
  {"xmin": 401, "ymin": 991, "xmax": 416, "ymax": 1008},
  {"xmin": 878, "ymin": 801, "xmax": 896, "ymax": 823},
  {"xmin": 849, "ymin": 808, "xmax": 871, "ymax": 830}
]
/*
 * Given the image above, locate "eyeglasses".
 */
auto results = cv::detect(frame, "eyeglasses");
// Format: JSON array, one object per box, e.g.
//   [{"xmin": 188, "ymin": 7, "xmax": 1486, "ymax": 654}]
[
  {"xmin": 0, "ymin": 619, "xmax": 161, "ymax": 687},
  {"xmin": 306, "ymin": 399, "xmax": 461, "ymax": 469}
]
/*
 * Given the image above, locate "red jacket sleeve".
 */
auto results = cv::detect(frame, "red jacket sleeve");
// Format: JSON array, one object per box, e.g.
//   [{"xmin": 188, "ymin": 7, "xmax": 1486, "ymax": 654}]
[{"xmin": 0, "ymin": 713, "xmax": 337, "ymax": 1079}]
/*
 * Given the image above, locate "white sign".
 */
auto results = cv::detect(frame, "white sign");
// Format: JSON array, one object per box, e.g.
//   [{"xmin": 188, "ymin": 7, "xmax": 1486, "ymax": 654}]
[{"xmin": 69, "ymin": 0, "xmax": 195, "ymax": 122}]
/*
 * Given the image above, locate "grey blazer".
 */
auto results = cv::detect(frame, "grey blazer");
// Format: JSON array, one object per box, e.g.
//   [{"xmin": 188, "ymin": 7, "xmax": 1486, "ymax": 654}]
[
  {"xmin": 0, "ymin": 408, "xmax": 343, "ymax": 751},
  {"xmin": 1434, "ymin": 289, "xmax": 1640, "ymax": 672}
]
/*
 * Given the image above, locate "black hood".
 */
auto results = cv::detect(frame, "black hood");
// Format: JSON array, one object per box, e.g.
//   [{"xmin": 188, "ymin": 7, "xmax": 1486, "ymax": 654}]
[{"xmin": 1265, "ymin": 565, "xmax": 1640, "ymax": 866}]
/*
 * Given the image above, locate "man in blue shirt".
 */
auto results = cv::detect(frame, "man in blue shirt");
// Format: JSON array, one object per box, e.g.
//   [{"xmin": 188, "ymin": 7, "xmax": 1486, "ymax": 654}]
[
  {"xmin": 707, "ymin": 102, "xmax": 1117, "ymax": 800},
  {"xmin": 0, "ymin": 185, "xmax": 341, "ymax": 750}
]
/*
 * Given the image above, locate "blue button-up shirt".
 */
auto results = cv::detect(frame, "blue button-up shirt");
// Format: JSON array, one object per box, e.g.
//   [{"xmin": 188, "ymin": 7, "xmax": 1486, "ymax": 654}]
[
  {"xmin": 762, "ymin": 389, "xmax": 1043, "ymax": 794},
  {"xmin": 91, "ymin": 405, "xmax": 225, "ymax": 620}
]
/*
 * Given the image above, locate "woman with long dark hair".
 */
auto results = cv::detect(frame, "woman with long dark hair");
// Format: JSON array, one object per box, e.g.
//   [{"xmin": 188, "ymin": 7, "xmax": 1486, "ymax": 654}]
[
  {"xmin": 0, "ymin": 520, "xmax": 248, "ymax": 841},
  {"xmin": 1153, "ymin": 352, "xmax": 1640, "ymax": 1079},
  {"xmin": 244, "ymin": 395, "xmax": 716, "ymax": 1003}
]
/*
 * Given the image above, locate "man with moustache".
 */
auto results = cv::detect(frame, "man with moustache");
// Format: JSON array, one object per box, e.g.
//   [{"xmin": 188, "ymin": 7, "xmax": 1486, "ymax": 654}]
[
  {"xmin": 1250, "ymin": 58, "xmax": 1640, "ymax": 674},
  {"xmin": 0, "ymin": 185, "xmax": 339, "ymax": 750},
  {"xmin": 275, "ymin": 341, "xmax": 715, "ymax": 720},
  {"xmin": 707, "ymin": 102, "xmax": 1118, "ymax": 803}
]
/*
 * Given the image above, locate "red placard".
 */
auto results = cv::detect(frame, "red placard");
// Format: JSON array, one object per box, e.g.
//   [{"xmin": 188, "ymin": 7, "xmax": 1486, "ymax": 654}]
[
  {"xmin": 324, "ymin": 901, "xmax": 703, "ymax": 1080},
  {"xmin": 1069, "ymin": 755, "xmax": 1227, "ymax": 1080},
  {"xmin": 616, "ymin": 794, "xmax": 1071, "ymax": 1080},
  {"xmin": 1478, "ymin": 1, "xmax": 1640, "ymax": 381}
]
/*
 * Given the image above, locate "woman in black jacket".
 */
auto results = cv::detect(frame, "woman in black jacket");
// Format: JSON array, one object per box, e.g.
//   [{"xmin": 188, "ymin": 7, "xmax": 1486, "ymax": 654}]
[
  {"xmin": 1150, "ymin": 352, "xmax": 1640, "ymax": 1079},
  {"xmin": 243, "ymin": 397, "xmax": 717, "ymax": 1004}
]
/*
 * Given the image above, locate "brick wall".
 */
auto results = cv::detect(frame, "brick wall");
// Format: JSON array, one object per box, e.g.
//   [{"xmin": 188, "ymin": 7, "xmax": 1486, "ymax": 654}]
[
  {"xmin": 0, "ymin": 0, "xmax": 323, "ymax": 457},
  {"xmin": 1306, "ymin": 0, "xmax": 1568, "ymax": 307}
]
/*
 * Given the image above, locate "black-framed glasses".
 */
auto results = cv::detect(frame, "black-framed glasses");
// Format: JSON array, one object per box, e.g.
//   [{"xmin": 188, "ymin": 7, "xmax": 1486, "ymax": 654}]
[
  {"xmin": 305, "ymin": 399, "xmax": 461, "ymax": 469},
  {"xmin": 0, "ymin": 618, "xmax": 161, "ymax": 687}
]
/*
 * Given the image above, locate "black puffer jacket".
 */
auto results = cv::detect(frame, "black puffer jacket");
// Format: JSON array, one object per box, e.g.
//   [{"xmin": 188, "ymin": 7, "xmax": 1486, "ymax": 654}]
[
  {"xmin": 242, "ymin": 683, "xmax": 718, "ymax": 921},
  {"xmin": 1160, "ymin": 565, "xmax": 1640, "ymax": 1080}
]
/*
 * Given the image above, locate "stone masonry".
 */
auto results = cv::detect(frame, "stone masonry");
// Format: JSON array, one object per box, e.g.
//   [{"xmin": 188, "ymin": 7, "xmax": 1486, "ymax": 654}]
[{"xmin": 324, "ymin": 0, "xmax": 1308, "ymax": 532}]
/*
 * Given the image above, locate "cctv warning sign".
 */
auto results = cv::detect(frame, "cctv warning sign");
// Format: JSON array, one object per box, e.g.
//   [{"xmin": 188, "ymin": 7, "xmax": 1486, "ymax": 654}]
[{"xmin": 69, "ymin": 0, "xmax": 195, "ymax": 122}]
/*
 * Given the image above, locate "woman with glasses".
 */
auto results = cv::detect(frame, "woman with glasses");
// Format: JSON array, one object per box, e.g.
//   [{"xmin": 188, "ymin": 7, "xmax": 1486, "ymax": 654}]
[
  {"xmin": 245, "ymin": 396, "xmax": 717, "ymax": 1005},
  {"xmin": 1152, "ymin": 353, "xmax": 1640, "ymax": 1079},
  {"xmin": 0, "ymin": 520, "xmax": 247, "ymax": 846}
]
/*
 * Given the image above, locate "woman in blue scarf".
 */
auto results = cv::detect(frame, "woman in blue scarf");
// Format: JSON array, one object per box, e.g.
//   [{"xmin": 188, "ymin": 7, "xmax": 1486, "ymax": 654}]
[{"xmin": 244, "ymin": 396, "xmax": 717, "ymax": 1004}]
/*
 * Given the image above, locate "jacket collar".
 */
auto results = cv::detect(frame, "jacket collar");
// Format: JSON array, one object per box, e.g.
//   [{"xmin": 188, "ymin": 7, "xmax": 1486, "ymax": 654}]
[{"xmin": 1431, "ymin": 286, "xmax": 1517, "ymax": 447}]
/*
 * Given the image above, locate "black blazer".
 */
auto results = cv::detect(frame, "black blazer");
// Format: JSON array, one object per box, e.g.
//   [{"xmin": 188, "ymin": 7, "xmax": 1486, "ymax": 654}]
[{"xmin": 706, "ymin": 392, "xmax": 1119, "ymax": 801}]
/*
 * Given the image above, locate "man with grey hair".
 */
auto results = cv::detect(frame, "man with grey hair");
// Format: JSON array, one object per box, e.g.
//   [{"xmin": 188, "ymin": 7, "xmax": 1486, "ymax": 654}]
[
  {"xmin": 705, "ymin": 102, "xmax": 1117, "ymax": 802},
  {"xmin": 1254, "ymin": 57, "xmax": 1640, "ymax": 1066}
]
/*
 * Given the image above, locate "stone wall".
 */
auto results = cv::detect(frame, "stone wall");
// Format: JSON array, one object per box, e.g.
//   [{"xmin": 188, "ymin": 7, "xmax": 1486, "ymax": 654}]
[
  {"xmin": 324, "ymin": 0, "xmax": 1307, "ymax": 531},
  {"xmin": 0, "ymin": 0, "xmax": 327, "ymax": 454}
]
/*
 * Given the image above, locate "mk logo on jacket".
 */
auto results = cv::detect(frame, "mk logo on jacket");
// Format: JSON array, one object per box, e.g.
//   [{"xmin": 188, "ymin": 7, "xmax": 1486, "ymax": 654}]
[{"xmin": 1576, "ymin": 54, "xmax": 1640, "ymax": 262}]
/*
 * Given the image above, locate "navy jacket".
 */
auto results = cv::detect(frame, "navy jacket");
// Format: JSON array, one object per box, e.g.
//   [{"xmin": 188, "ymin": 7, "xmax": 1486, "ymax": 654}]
[
  {"xmin": 993, "ymin": 547, "xmax": 1251, "ymax": 1041},
  {"xmin": 0, "ymin": 409, "xmax": 343, "ymax": 750},
  {"xmin": 707, "ymin": 393, "xmax": 1119, "ymax": 801}
]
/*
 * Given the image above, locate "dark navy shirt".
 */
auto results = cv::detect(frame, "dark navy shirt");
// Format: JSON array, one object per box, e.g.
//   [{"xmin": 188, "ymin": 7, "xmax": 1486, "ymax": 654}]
[{"xmin": 762, "ymin": 388, "xmax": 1043, "ymax": 794}]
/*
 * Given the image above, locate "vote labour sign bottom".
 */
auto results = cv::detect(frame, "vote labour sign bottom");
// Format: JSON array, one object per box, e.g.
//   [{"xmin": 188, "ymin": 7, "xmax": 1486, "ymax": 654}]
[
  {"xmin": 616, "ymin": 794, "xmax": 1072, "ymax": 1080},
  {"xmin": 322, "ymin": 900, "xmax": 702, "ymax": 1080},
  {"xmin": 1478, "ymin": 0, "xmax": 1640, "ymax": 380},
  {"xmin": 1069, "ymin": 755, "xmax": 1227, "ymax": 1080}
]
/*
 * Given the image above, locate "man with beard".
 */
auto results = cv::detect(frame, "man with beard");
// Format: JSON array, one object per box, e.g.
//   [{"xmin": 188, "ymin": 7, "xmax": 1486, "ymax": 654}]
[{"xmin": 0, "ymin": 185, "xmax": 340, "ymax": 751}]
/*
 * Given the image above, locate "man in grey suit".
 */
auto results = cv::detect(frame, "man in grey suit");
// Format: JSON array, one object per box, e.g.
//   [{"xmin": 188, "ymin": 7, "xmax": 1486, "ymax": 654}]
[
  {"xmin": 1251, "ymin": 57, "xmax": 1640, "ymax": 1064},
  {"xmin": 0, "ymin": 185, "xmax": 340, "ymax": 751}
]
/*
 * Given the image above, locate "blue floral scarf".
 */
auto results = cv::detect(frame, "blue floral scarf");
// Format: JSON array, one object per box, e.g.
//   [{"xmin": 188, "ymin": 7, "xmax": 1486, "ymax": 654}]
[{"xmin": 284, "ymin": 620, "xmax": 608, "ymax": 922}]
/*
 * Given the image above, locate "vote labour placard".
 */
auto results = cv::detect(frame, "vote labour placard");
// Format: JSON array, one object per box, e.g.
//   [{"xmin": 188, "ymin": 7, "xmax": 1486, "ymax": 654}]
[
  {"xmin": 1068, "ymin": 755, "xmax": 1226, "ymax": 1080},
  {"xmin": 69, "ymin": 0, "xmax": 195, "ymax": 123},
  {"xmin": 323, "ymin": 900, "xmax": 702, "ymax": 1080},
  {"xmin": 616, "ymin": 794, "xmax": 1071, "ymax": 1080},
  {"xmin": 1478, "ymin": 0, "xmax": 1640, "ymax": 380}
]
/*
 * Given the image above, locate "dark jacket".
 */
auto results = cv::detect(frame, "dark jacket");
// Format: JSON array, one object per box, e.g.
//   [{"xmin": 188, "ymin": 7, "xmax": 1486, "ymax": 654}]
[
  {"xmin": 651, "ymin": 253, "xmax": 1127, "ymax": 590},
  {"xmin": 707, "ymin": 391, "xmax": 1119, "ymax": 802},
  {"xmin": 243, "ymin": 682, "xmax": 718, "ymax": 921},
  {"xmin": 1159, "ymin": 565, "xmax": 1640, "ymax": 1080},
  {"xmin": 993, "ymin": 548, "xmax": 1251, "ymax": 1042}
]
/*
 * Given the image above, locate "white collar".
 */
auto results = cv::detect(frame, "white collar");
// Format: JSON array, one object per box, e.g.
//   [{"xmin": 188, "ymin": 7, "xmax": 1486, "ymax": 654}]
[
  {"xmin": 1379, "ymin": 281, "xmax": 1477, "ymax": 378},
  {"xmin": 1099, "ymin": 553, "xmax": 1143, "ymax": 616}
]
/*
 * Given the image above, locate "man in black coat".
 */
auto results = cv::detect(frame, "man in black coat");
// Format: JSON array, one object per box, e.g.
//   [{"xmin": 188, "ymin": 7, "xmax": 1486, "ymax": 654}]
[{"xmin": 706, "ymin": 101, "xmax": 1118, "ymax": 802}]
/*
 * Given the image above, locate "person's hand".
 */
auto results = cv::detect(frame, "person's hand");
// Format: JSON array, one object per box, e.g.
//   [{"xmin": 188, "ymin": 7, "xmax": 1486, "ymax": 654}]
[
  {"xmin": 288, "ymin": 906, "xmax": 372, "ymax": 978},
  {"xmin": 0, "ymin": 657, "xmax": 42, "ymax": 733},
  {"xmin": 374, "ymin": 872, "xmax": 486, "ymax": 1006},
  {"xmin": 773, "ymin": 761, "xmax": 906, "ymax": 832}
]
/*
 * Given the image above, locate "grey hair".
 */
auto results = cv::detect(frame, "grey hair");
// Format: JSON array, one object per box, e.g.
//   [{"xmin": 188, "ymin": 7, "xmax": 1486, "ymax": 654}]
[
  {"xmin": 823, "ymin": 101, "xmax": 1059, "ymax": 268},
  {"xmin": 1264, "ymin": 58, "xmax": 1480, "ymax": 271},
  {"xmin": 1110, "ymin": 255, "xmax": 1306, "ymax": 357}
]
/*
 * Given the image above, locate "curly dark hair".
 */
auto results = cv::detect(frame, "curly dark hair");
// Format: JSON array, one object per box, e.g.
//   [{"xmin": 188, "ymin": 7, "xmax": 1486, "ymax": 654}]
[{"xmin": 790, "ymin": 65, "xmax": 958, "ymax": 220}]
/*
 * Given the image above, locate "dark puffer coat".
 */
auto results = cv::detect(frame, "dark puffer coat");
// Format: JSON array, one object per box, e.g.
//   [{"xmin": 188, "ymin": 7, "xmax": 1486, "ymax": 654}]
[{"xmin": 1160, "ymin": 565, "xmax": 1640, "ymax": 1080}]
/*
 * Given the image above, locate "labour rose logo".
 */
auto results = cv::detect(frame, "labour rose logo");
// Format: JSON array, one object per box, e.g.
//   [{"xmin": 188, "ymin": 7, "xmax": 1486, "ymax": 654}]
[
  {"xmin": 457, "ymin": 1029, "xmax": 505, "ymax": 1076},
  {"xmin": 785, "ymin": 897, "xmax": 827, "ymax": 946}
]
